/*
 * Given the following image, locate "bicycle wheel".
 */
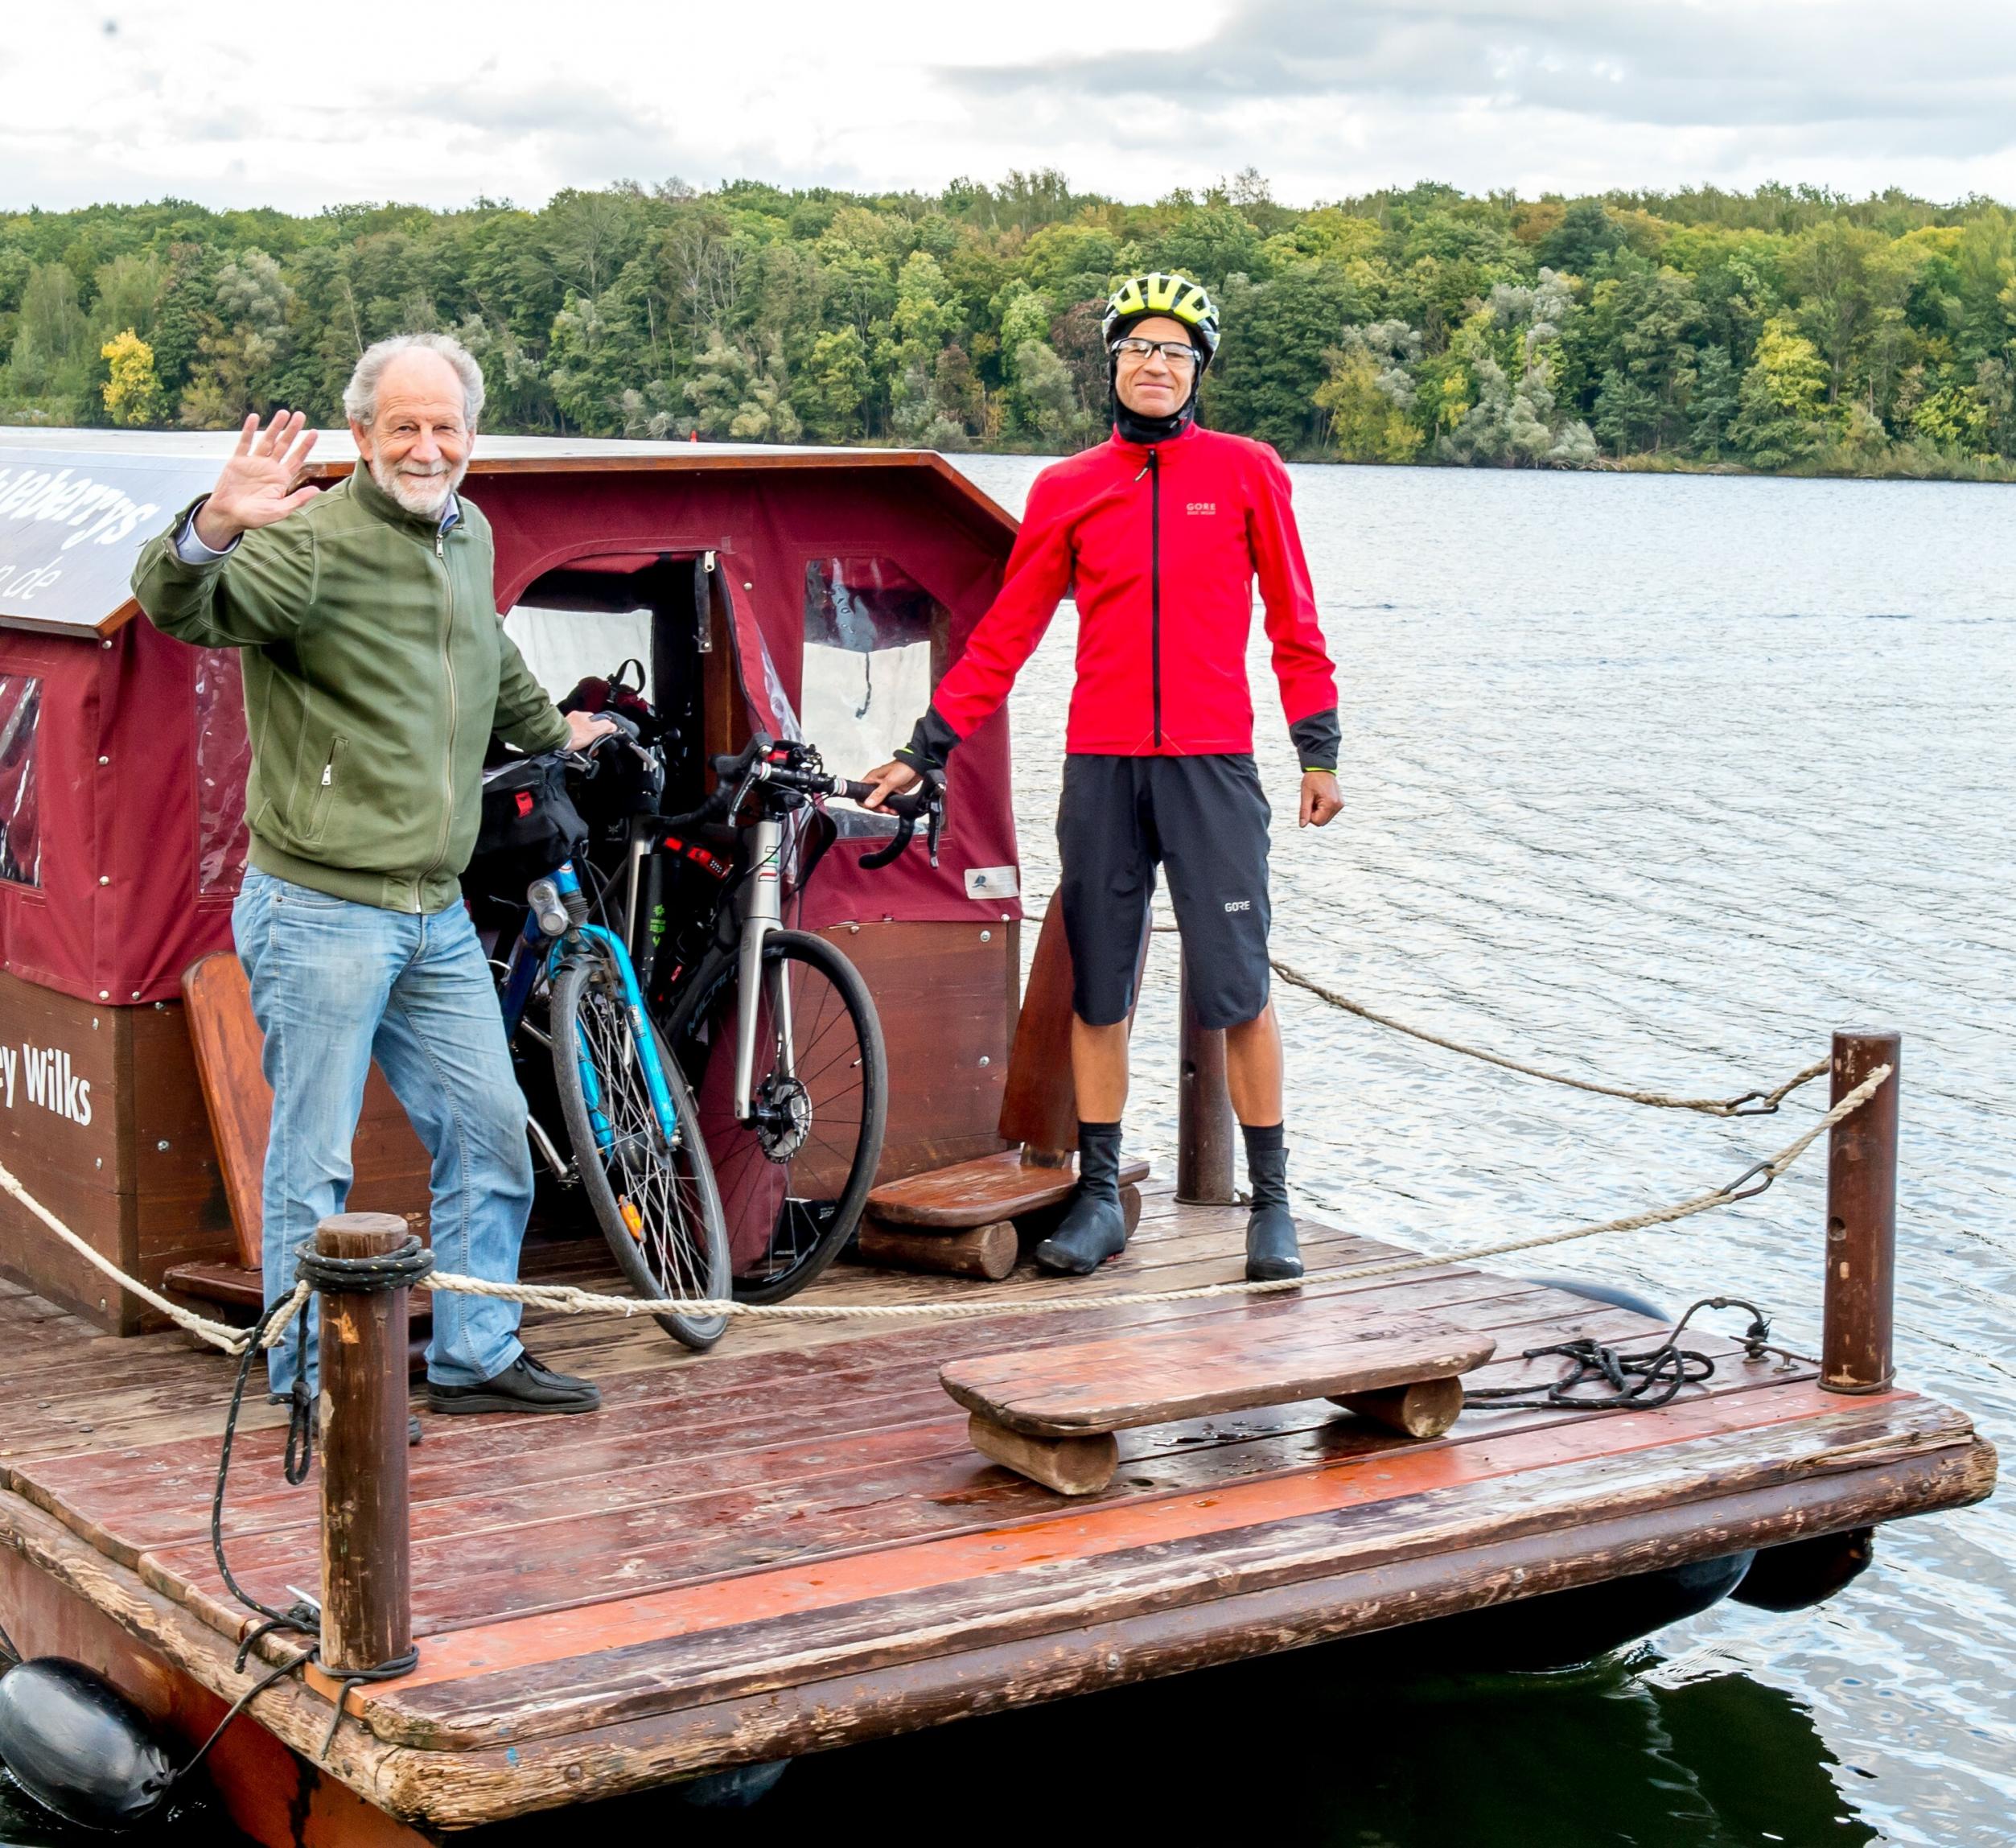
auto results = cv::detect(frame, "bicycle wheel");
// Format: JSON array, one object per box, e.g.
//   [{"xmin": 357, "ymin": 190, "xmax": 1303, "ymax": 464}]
[
  {"xmin": 551, "ymin": 943, "xmax": 731, "ymax": 1349},
  {"xmin": 665, "ymin": 929, "xmax": 887, "ymax": 1303}
]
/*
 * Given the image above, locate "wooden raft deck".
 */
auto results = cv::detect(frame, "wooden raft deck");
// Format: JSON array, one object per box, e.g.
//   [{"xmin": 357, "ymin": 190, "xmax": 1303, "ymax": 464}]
[{"xmin": 0, "ymin": 1184, "xmax": 1995, "ymax": 1833}]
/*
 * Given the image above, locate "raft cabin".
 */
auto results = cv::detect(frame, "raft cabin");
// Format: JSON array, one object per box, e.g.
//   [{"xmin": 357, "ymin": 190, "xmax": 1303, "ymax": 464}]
[{"xmin": 0, "ymin": 428, "xmax": 1997, "ymax": 1844}]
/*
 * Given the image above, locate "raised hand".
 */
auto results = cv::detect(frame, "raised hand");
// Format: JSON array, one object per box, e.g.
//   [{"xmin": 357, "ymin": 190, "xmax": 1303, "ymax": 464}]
[{"xmin": 191, "ymin": 411, "xmax": 321, "ymax": 549}]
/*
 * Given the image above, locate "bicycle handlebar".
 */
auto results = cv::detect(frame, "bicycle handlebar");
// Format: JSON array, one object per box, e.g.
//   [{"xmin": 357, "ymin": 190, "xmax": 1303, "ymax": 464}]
[{"xmin": 703, "ymin": 737, "xmax": 941, "ymax": 865}]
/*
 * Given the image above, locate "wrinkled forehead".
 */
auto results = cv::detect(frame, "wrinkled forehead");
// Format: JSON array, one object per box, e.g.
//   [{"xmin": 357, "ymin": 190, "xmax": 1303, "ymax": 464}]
[{"xmin": 372, "ymin": 352, "xmax": 468, "ymax": 426}]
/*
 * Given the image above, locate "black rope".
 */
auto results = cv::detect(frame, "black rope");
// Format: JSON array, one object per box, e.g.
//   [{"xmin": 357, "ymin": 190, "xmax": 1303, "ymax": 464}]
[
  {"xmin": 1467, "ymin": 1297, "xmax": 1774, "ymax": 1413},
  {"xmin": 293, "ymin": 1238, "xmax": 434, "ymax": 1295},
  {"xmin": 166, "ymin": 1648, "xmax": 316, "ymax": 1791},
  {"xmin": 195, "ymin": 1241, "xmax": 432, "ymax": 1773},
  {"xmin": 322, "ymin": 1648, "xmax": 422, "ymax": 1760}
]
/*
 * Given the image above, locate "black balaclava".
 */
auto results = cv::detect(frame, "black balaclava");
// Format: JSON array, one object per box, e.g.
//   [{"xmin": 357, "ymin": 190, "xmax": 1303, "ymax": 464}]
[{"xmin": 1109, "ymin": 317, "xmax": 1207, "ymax": 445}]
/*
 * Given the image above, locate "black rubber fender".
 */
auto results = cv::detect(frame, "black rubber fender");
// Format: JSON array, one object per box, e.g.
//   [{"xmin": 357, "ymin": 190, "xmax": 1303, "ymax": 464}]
[
  {"xmin": 0, "ymin": 1657, "xmax": 175, "ymax": 1829},
  {"xmin": 1523, "ymin": 1274, "xmax": 1675, "ymax": 1323},
  {"xmin": 1414, "ymin": 1550, "xmax": 1759, "ymax": 1672},
  {"xmin": 1733, "ymin": 1527, "xmax": 1875, "ymax": 1612}
]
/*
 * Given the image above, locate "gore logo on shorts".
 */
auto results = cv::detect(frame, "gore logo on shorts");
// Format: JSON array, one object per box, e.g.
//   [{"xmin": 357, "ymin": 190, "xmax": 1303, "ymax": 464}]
[
  {"xmin": 1224, "ymin": 898, "xmax": 1251, "ymax": 912},
  {"xmin": 1187, "ymin": 501, "xmax": 1217, "ymax": 516}
]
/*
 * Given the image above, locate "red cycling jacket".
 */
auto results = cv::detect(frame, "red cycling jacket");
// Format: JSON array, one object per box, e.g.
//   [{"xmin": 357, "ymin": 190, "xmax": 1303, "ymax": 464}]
[{"xmin": 929, "ymin": 424, "xmax": 1338, "ymax": 761}]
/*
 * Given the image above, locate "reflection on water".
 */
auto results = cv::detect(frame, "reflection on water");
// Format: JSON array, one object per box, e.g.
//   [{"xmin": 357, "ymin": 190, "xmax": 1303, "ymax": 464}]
[{"xmin": 6, "ymin": 463, "xmax": 2009, "ymax": 1847}]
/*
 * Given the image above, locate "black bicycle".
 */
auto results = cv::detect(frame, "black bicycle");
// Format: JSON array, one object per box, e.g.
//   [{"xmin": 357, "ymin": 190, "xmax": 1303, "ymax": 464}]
[{"xmin": 649, "ymin": 735, "xmax": 941, "ymax": 1302}]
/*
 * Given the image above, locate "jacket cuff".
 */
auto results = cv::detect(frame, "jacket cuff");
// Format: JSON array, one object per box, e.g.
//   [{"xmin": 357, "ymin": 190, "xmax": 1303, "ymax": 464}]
[
  {"xmin": 893, "ymin": 706, "xmax": 961, "ymax": 777},
  {"xmin": 1290, "ymin": 707, "xmax": 1341, "ymax": 773},
  {"xmin": 173, "ymin": 496, "xmax": 241, "ymax": 564}
]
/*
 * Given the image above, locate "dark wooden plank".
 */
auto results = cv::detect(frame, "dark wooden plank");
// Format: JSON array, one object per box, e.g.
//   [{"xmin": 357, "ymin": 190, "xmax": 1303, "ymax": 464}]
[
  {"xmin": 994, "ymin": 904, "xmax": 1079, "ymax": 1154},
  {"xmin": 180, "ymin": 952, "xmax": 432, "ymax": 1268},
  {"xmin": 943, "ymin": 1306, "xmax": 1495, "ymax": 1437}
]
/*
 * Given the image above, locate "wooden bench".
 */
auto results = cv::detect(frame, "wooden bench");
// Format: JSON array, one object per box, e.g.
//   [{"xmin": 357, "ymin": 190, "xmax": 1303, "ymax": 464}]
[{"xmin": 941, "ymin": 1305, "xmax": 1497, "ymax": 1495}]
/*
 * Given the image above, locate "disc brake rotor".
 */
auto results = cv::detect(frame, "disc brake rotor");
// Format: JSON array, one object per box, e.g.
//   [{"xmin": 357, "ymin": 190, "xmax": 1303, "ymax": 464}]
[{"xmin": 752, "ymin": 1074, "xmax": 812, "ymax": 1162}]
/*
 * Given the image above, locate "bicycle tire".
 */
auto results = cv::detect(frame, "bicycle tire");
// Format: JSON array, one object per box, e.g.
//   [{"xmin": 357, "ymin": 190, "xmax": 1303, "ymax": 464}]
[
  {"xmin": 664, "ymin": 929, "xmax": 887, "ymax": 1304},
  {"xmin": 551, "ymin": 945, "xmax": 731, "ymax": 1349}
]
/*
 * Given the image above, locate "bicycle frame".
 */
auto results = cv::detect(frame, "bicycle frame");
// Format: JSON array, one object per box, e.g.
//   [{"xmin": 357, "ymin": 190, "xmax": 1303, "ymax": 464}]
[
  {"xmin": 498, "ymin": 862, "xmax": 687, "ymax": 1154},
  {"xmin": 732, "ymin": 813, "xmax": 793, "ymax": 1122}
]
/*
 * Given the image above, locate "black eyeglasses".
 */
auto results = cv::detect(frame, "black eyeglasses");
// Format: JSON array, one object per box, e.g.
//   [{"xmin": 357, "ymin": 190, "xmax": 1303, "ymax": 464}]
[{"xmin": 1112, "ymin": 336, "xmax": 1199, "ymax": 371}]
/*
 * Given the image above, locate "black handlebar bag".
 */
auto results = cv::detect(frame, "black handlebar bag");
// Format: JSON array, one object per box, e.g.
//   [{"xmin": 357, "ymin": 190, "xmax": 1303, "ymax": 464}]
[{"xmin": 461, "ymin": 755, "xmax": 590, "ymax": 926}]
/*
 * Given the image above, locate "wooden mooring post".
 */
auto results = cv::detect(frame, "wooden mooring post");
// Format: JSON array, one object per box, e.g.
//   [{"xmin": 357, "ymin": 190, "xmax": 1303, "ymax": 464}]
[
  {"xmin": 1821, "ymin": 1031, "xmax": 1900, "ymax": 1395},
  {"xmin": 1176, "ymin": 954, "xmax": 1237, "ymax": 1205},
  {"xmin": 313, "ymin": 1212, "xmax": 418, "ymax": 1673}
]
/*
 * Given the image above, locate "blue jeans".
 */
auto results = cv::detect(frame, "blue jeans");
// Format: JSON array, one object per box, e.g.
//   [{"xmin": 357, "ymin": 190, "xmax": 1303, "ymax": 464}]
[{"xmin": 232, "ymin": 869, "xmax": 533, "ymax": 1395}]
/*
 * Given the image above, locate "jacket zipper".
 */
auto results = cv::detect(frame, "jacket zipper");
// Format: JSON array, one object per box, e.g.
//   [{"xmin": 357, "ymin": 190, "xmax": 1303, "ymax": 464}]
[
  {"xmin": 1147, "ymin": 447, "xmax": 1162, "ymax": 749},
  {"xmin": 418, "ymin": 525, "xmax": 458, "ymax": 911}
]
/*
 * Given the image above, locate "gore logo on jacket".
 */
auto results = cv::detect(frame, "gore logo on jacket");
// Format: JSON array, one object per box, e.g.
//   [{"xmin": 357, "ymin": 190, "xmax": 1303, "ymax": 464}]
[{"xmin": 930, "ymin": 425, "xmax": 1336, "ymax": 758}]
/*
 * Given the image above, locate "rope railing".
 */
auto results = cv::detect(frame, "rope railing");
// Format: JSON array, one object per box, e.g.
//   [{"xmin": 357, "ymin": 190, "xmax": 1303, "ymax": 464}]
[
  {"xmin": 1269, "ymin": 961, "xmax": 1830, "ymax": 1117},
  {"xmin": 414, "ymin": 1064, "xmax": 1884, "ymax": 1327},
  {"xmin": 0, "ymin": 992, "xmax": 1875, "ymax": 1348}
]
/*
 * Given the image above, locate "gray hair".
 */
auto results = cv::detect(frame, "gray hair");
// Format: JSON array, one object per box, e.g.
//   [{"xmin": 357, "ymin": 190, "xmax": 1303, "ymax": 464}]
[{"xmin": 343, "ymin": 331, "xmax": 486, "ymax": 430}]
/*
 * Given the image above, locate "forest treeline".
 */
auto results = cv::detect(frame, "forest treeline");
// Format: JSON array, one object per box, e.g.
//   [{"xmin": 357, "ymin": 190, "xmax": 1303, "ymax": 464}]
[{"xmin": 8, "ymin": 170, "xmax": 2016, "ymax": 477}]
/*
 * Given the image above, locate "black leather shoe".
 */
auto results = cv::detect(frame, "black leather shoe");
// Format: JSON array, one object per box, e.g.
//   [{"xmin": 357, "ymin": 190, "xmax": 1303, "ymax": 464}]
[
  {"xmin": 1035, "ymin": 1122, "xmax": 1129, "ymax": 1276},
  {"xmin": 428, "ymin": 1352, "xmax": 601, "ymax": 1417},
  {"xmin": 1244, "ymin": 1137, "xmax": 1304, "ymax": 1282},
  {"xmin": 409, "ymin": 1414, "xmax": 422, "ymax": 1447}
]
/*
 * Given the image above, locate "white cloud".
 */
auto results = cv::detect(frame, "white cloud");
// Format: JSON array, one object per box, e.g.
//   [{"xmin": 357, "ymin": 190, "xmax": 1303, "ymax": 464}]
[{"xmin": 2, "ymin": 0, "xmax": 2013, "ymax": 211}]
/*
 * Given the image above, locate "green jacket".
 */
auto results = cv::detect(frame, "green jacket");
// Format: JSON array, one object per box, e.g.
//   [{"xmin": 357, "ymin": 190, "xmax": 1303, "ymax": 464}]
[{"xmin": 132, "ymin": 467, "xmax": 570, "ymax": 914}]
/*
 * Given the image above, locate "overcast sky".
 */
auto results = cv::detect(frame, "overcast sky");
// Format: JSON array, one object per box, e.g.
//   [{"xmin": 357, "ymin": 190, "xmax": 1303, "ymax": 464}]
[{"xmin": 7, "ymin": 1, "xmax": 2015, "ymax": 213}]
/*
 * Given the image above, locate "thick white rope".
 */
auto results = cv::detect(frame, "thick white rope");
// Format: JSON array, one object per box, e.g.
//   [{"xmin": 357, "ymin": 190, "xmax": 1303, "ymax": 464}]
[
  {"xmin": 1271, "ymin": 961, "xmax": 1830, "ymax": 1117},
  {"xmin": 1, "ymin": 1068, "xmax": 1884, "ymax": 1343},
  {"xmin": 0, "ymin": 1157, "xmax": 251, "ymax": 1352}
]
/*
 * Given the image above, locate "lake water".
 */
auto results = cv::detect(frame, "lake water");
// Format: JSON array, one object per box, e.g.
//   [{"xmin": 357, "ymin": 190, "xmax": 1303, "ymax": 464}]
[{"xmin": 5, "ymin": 460, "xmax": 2010, "ymax": 1847}]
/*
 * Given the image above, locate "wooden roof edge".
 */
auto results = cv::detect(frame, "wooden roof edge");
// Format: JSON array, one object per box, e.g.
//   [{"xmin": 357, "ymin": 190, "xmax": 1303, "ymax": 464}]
[{"xmin": 301, "ymin": 447, "xmax": 1019, "ymax": 537}]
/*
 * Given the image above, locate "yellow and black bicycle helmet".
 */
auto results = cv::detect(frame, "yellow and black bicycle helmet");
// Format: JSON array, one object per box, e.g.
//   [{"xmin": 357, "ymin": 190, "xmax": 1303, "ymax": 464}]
[{"xmin": 1103, "ymin": 272, "xmax": 1220, "ymax": 367}]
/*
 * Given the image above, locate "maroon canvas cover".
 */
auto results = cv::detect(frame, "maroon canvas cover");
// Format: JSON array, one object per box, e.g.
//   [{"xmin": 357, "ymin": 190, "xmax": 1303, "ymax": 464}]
[{"xmin": 0, "ymin": 456, "xmax": 1020, "ymax": 1005}]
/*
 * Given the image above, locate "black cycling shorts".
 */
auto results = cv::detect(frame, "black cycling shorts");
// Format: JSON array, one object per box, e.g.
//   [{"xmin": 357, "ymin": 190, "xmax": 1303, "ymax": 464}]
[{"xmin": 1055, "ymin": 753, "xmax": 1272, "ymax": 1031}]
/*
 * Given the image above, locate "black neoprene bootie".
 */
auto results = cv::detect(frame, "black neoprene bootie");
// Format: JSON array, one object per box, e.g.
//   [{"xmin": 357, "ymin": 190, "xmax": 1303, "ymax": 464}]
[
  {"xmin": 1243, "ymin": 1124, "xmax": 1302, "ymax": 1282},
  {"xmin": 1035, "ymin": 1121, "xmax": 1129, "ymax": 1275}
]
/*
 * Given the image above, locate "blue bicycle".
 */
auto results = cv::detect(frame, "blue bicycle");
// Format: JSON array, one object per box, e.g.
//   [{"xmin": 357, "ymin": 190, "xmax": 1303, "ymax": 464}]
[{"xmin": 497, "ymin": 854, "xmax": 731, "ymax": 1351}]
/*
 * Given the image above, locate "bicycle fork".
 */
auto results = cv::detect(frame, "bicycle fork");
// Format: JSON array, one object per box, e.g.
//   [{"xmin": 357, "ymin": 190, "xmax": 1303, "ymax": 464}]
[{"xmin": 733, "ymin": 815, "xmax": 795, "ymax": 1121}]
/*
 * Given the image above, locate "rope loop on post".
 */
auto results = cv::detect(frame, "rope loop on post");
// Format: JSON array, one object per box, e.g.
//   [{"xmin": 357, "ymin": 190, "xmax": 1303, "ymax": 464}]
[{"xmin": 294, "ymin": 1236, "xmax": 434, "ymax": 1296}]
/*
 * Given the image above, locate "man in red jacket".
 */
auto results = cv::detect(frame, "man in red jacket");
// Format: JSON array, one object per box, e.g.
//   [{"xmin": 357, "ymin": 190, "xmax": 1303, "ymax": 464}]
[{"xmin": 864, "ymin": 272, "xmax": 1342, "ymax": 1282}]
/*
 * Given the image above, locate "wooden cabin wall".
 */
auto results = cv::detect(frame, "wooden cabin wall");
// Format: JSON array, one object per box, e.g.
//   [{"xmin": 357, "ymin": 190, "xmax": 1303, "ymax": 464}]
[{"xmin": 0, "ymin": 972, "xmax": 233, "ymax": 1334}]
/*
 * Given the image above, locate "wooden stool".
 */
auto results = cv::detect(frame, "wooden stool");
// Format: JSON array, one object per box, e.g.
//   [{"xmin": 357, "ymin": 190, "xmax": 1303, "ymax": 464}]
[
  {"xmin": 858, "ymin": 1150, "xmax": 1148, "ymax": 1280},
  {"xmin": 941, "ymin": 1304, "xmax": 1496, "ymax": 1495}
]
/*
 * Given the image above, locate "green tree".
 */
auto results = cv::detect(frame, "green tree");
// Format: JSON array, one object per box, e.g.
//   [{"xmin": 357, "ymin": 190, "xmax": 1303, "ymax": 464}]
[
  {"xmin": 7, "ymin": 261, "xmax": 88, "ymax": 397},
  {"xmin": 1729, "ymin": 318, "xmax": 1832, "ymax": 467},
  {"xmin": 796, "ymin": 326, "xmax": 871, "ymax": 442},
  {"xmin": 1688, "ymin": 345, "xmax": 1742, "ymax": 457}
]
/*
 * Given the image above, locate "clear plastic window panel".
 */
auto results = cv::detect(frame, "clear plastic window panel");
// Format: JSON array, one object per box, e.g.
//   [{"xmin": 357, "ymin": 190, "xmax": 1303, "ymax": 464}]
[
  {"xmin": 0, "ymin": 675, "xmax": 39, "ymax": 887},
  {"xmin": 195, "ymin": 649, "xmax": 251, "ymax": 895},
  {"xmin": 802, "ymin": 559, "xmax": 944, "ymax": 837}
]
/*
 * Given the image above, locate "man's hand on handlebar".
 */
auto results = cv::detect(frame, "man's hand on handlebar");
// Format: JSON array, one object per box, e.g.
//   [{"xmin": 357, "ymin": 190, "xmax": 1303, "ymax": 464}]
[
  {"xmin": 565, "ymin": 710, "xmax": 625, "ymax": 753},
  {"xmin": 858, "ymin": 757, "xmax": 924, "ymax": 811}
]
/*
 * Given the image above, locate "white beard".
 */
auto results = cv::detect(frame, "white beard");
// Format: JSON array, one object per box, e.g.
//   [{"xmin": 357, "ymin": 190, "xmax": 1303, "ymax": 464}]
[{"xmin": 369, "ymin": 451, "xmax": 467, "ymax": 517}]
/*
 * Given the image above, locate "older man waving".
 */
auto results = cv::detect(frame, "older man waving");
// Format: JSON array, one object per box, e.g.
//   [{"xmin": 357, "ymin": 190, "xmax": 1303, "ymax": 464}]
[{"xmin": 132, "ymin": 333, "xmax": 614, "ymax": 1418}]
